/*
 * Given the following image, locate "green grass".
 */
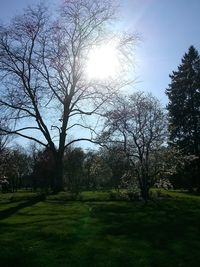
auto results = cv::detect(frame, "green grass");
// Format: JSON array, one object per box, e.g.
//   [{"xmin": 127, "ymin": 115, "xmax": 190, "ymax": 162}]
[{"xmin": 0, "ymin": 190, "xmax": 200, "ymax": 267}]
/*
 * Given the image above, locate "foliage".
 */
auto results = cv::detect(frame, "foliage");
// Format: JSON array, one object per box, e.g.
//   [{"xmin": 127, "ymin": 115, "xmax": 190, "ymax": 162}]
[{"xmin": 154, "ymin": 178, "xmax": 173, "ymax": 190}]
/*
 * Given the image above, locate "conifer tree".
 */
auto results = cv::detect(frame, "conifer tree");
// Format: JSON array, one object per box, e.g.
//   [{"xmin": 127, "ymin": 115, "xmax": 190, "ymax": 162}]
[
  {"xmin": 166, "ymin": 45, "xmax": 200, "ymax": 156},
  {"xmin": 166, "ymin": 46, "xmax": 200, "ymax": 190}
]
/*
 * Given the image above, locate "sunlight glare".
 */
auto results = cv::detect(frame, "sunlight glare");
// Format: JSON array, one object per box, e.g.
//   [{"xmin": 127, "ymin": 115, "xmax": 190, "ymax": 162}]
[{"xmin": 86, "ymin": 42, "xmax": 120, "ymax": 80}]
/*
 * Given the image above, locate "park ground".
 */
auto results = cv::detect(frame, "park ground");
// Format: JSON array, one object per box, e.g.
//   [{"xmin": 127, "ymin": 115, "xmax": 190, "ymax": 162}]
[{"xmin": 0, "ymin": 190, "xmax": 200, "ymax": 267}]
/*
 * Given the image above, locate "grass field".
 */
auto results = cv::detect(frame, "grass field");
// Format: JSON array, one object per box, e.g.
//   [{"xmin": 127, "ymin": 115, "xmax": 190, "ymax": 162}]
[{"xmin": 0, "ymin": 190, "xmax": 200, "ymax": 267}]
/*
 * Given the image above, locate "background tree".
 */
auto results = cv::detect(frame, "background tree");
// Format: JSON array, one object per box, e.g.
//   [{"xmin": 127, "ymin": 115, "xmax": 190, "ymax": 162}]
[
  {"xmin": 83, "ymin": 150, "xmax": 96, "ymax": 190},
  {"xmin": 100, "ymin": 145, "xmax": 129, "ymax": 189},
  {"xmin": 166, "ymin": 45, "xmax": 200, "ymax": 190},
  {"xmin": 0, "ymin": 145, "xmax": 32, "ymax": 192},
  {"xmin": 31, "ymin": 147, "xmax": 55, "ymax": 192},
  {"xmin": 89, "ymin": 154, "xmax": 112, "ymax": 189},
  {"xmin": 100, "ymin": 92, "xmax": 167, "ymax": 201},
  {"xmin": 81, "ymin": 150, "xmax": 113, "ymax": 190},
  {"xmin": 0, "ymin": 1, "xmax": 135, "ymax": 192},
  {"xmin": 63, "ymin": 147, "xmax": 85, "ymax": 194}
]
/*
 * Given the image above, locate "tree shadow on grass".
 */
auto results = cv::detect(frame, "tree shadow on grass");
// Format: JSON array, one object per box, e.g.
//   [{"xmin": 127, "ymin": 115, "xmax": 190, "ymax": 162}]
[{"xmin": 0, "ymin": 194, "xmax": 46, "ymax": 220}]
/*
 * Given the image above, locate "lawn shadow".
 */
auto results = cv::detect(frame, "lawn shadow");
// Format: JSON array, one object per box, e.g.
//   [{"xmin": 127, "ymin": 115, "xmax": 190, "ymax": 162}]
[{"xmin": 0, "ymin": 194, "xmax": 46, "ymax": 220}]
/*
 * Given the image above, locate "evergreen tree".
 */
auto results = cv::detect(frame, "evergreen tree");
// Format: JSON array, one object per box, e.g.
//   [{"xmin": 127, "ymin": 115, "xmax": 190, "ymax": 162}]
[
  {"xmin": 166, "ymin": 46, "xmax": 200, "ymax": 190},
  {"xmin": 166, "ymin": 46, "xmax": 200, "ymax": 156}
]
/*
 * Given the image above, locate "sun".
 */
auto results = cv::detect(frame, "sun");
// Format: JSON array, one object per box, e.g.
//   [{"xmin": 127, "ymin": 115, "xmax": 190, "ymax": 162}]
[{"xmin": 86, "ymin": 42, "xmax": 120, "ymax": 80}]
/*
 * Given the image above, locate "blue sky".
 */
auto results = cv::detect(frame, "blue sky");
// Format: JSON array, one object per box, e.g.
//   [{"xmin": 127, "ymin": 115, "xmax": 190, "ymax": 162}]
[
  {"xmin": 0, "ymin": 0, "xmax": 200, "ymax": 105},
  {"xmin": 120, "ymin": 0, "xmax": 200, "ymax": 103}
]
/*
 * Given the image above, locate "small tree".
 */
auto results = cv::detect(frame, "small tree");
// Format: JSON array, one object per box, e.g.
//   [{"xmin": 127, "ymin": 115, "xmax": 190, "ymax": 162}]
[{"xmin": 101, "ymin": 92, "xmax": 167, "ymax": 201}]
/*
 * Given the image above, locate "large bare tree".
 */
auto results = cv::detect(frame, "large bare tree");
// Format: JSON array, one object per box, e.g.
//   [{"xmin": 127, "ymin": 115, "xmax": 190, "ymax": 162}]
[{"xmin": 0, "ymin": 1, "xmax": 135, "ymax": 191}]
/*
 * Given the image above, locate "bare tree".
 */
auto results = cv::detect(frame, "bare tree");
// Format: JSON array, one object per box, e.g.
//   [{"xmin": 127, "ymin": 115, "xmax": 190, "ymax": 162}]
[
  {"xmin": 100, "ymin": 92, "xmax": 167, "ymax": 201},
  {"xmin": 0, "ymin": 1, "xmax": 135, "ymax": 191}
]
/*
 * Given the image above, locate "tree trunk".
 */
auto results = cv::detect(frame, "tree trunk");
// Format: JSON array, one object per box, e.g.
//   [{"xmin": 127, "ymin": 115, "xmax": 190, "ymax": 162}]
[
  {"xmin": 141, "ymin": 174, "xmax": 150, "ymax": 203},
  {"xmin": 141, "ymin": 186, "xmax": 149, "ymax": 203},
  {"xmin": 52, "ymin": 155, "xmax": 64, "ymax": 193}
]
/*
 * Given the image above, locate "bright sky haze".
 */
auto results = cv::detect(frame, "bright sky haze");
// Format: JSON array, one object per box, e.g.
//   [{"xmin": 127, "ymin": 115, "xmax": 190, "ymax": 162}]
[{"xmin": 0, "ymin": 0, "xmax": 200, "ymax": 104}]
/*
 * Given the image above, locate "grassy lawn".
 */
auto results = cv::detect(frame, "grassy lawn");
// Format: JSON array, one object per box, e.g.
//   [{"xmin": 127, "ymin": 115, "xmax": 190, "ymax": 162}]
[{"xmin": 0, "ymin": 191, "xmax": 200, "ymax": 267}]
